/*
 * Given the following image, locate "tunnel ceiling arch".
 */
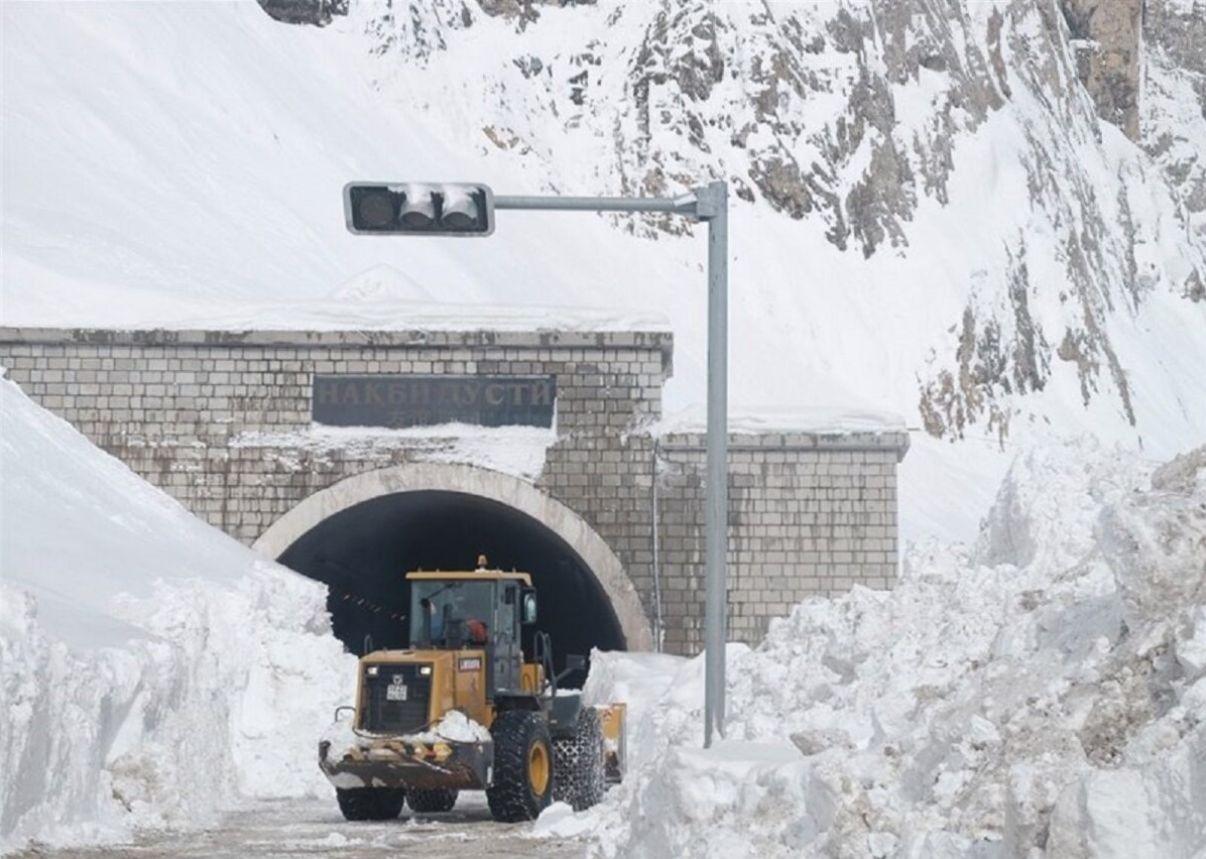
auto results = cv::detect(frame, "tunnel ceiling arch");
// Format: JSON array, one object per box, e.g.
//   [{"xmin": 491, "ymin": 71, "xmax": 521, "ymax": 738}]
[{"xmin": 253, "ymin": 462, "xmax": 653, "ymax": 652}]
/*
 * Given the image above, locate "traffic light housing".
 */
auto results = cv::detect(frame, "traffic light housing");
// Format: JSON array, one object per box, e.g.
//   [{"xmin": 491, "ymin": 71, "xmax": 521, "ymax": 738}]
[{"xmin": 343, "ymin": 182, "xmax": 495, "ymax": 236}]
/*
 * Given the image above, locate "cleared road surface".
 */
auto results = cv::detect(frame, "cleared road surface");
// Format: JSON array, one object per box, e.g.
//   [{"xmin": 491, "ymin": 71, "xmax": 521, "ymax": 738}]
[{"xmin": 15, "ymin": 796, "xmax": 590, "ymax": 858}]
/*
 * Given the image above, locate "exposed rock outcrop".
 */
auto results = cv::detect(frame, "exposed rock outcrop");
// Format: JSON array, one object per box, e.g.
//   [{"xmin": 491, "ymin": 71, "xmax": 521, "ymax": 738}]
[
  {"xmin": 1060, "ymin": 0, "xmax": 1143, "ymax": 139},
  {"xmin": 257, "ymin": 0, "xmax": 347, "ymax": 27}
]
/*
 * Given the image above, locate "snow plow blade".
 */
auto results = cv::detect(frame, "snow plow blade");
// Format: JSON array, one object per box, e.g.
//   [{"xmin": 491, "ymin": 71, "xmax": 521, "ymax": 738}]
[{"xmin": 319, "ymin": 736, "xmax": 493, "ymax": 791}]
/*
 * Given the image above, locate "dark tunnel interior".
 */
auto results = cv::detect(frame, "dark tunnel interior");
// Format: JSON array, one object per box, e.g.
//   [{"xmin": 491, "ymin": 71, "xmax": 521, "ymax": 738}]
[{"xmin": 277, "ymin": 490, "xmax": 626, "ymax": 687}]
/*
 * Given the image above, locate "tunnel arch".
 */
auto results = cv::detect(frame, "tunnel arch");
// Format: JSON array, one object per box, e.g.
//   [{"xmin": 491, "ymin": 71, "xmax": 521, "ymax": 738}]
[{"xmin": 253, "ymin": 462, "xmax": 653, "ymax": 656}]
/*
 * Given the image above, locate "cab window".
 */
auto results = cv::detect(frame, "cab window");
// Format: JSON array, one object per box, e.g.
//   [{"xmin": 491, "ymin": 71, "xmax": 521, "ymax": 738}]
[{"xmin": 410, "ymin": 580, "xmax": 493, "ymax": 648}]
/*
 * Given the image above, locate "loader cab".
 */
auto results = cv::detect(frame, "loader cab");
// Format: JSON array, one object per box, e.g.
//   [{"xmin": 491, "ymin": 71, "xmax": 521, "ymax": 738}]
[{"xmin": 405, "ymin": 565, "xmax": 537, "ymax": 696}]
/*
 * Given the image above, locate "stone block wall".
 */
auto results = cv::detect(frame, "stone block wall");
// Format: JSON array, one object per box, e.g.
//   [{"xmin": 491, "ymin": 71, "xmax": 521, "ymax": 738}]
[
  {"xmin": 655, "ymin": 431, "xmax": 904, "ymax": 652},
  {"xmin": 0, "ymin": 326, "xmax": 909, "ymax": 655}
]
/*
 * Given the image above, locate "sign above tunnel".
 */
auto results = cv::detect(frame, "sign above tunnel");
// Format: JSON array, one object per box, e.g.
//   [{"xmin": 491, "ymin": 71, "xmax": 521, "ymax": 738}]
[{"xmin": 312, "ymin": 375, "xmax": 556, "ymax": 429}]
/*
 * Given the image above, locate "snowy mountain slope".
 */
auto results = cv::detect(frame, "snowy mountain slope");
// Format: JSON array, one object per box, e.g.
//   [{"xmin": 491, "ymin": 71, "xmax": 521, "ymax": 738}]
[
  {"xmin": 1143, "ymin": 0, "xmax": 1206, "ymax": 247},
  {"xmin": 358, "ymin": 0, "xmax": 1206, "ymax": 439},
  {"xmin": 0, "ymin": 376, "xmax": 353, "ymax": 850},
  {"xmin": 2, "ymin": 1, "xmax": 1204, "ymax": 540}
]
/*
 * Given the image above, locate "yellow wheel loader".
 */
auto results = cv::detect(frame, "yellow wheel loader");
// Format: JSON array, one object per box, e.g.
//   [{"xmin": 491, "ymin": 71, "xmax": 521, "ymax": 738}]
[{"xmin": 318, "ymin": 558, "xmax": 627, "ymax": 823}]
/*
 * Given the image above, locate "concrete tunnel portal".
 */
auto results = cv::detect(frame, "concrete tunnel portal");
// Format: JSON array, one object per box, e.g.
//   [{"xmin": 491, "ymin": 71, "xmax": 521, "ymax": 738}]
[
  {"xmin": 278, "ymin": 491, "xmax": 624, "ymax": 683},
  {"xmin": 254, "ymin": 463, "xmax": 653, "ymax": 687}
]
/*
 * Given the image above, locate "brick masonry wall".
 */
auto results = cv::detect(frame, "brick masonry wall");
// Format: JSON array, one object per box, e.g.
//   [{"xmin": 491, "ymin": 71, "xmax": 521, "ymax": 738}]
[
  {"xmin": 0, "ymin": 327, "xmax": 908, "ymax": 655},
  {"xmin": 655, "ymin": 432, "xmax": 904, "ymax": 652}
]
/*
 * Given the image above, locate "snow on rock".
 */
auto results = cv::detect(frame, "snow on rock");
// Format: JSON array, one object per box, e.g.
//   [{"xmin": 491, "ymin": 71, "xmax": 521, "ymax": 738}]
[
  {"xmin": 0, "ymin": 376, "xmax": 355, "ymax": 851},
  {"xmin": 1152, "ymin": 446, "xmax": 1206, "ymax": 494},
  {"xmin": 564, "ymin": 440, "xmax": 1206, "ymax": 858}
]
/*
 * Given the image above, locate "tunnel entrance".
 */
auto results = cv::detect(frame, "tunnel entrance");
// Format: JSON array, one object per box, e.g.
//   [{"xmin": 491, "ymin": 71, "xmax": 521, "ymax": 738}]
[{"xmin": 276, "ymin": 490, "xmax": 626, "ymax": 685}]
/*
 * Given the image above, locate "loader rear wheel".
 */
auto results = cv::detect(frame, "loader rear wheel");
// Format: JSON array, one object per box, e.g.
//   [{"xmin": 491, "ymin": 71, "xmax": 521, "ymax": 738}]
[
  {"xmin": 553, "ymin": 706, "xmax": 606, "ymax": 811},
  {"xmin": 335, "ymin": 787, "xmax": 405, "ymax": 821},
  {"xmin": 407, "ymin": 788, "xmax": 458, "ymax": 813},
  {"xmin": 486, "ymin": 710, "xmax": 553, "ymax": 822}
]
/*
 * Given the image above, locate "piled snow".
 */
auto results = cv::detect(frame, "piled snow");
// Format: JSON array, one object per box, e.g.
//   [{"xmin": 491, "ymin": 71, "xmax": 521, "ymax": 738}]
[
  {"xmin": 0, "ymin": 376, "xmax": 354, "ymax": 851},
  {"xmin": 231, "ymin": 421, "xmax": 557, "ymax": 483},
  {"xmin": 324, "ymin": 709, "xmax": 492, "ymax": 752},
  {"xmin": 557, "ymin": 440, "xmax": 1206, "ymax": 857},
  {"xmin": 416, "ymin": 710, "xmax": 493, "ymax": 745},
  {"xmin": 532, "ymin": 802, "xmax": 597, "ymax": 840}
]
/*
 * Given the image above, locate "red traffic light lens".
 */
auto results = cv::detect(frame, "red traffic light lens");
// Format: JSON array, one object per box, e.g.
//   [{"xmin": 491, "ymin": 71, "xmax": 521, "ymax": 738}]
[{"xmin": 354, "ymin": 189, "xmax": 397, "ymax": 229}]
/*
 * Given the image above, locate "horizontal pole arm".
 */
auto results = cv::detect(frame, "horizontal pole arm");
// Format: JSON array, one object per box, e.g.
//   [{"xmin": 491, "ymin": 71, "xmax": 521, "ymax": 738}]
[{"xmin": 494, "ymin": 194, "xmax": 698, "ymax": 216}]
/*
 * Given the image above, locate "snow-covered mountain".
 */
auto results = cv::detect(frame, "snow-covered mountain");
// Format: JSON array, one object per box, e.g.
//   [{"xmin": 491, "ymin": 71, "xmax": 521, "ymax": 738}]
[
  {"xmin": 2, "ymin": 0, "xmax": 1203, "ymax": 538},
  {"xmin": 354, "ymin": 0, "xmax": 1206, "ymax": 442}
]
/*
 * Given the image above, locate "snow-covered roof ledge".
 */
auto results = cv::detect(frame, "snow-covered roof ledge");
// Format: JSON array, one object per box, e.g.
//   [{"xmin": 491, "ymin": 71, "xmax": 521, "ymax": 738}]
[
  {"xmin": 0, "ymin": 295, "xmax": 672, "ymax": 337},
  {"xmin": 0, "ymin": 326, "xmax": 673, "ymax": 354},
  {"xmin": 651, "ymin": 406, "xmax": 911, "ymax": 461}
]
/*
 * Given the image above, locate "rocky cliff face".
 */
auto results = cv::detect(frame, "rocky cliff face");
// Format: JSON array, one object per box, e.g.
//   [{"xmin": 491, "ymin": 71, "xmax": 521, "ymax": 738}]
[
  {"xmin": 1057, "ymin": 0, "xmax": 1206, "ymax": 242},
  {"xmin": 1060, "ymin": 0, "xmax": 1143, "ymax": 138},
  {"xmin": 276, "ymin": 0, "xmax": 1204, "ymax": 445},
  {"xmin": 257, "ymin": 0, "xmax": 348, "ymax": 27},
  {"xmin": 1143, "ymin": 0, "xmax": 1206, "ymax": 246}
]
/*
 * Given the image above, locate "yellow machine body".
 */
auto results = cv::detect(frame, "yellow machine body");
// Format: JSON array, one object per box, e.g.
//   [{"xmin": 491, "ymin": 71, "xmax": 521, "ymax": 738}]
[{"xmin": 318, "ymin": 565, "xmax": 621, "ymax": 799}]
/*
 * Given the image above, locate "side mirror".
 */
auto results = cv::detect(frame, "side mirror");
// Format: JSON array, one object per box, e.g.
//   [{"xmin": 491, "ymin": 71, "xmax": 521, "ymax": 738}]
[{"xmin": 522, "ymin": 590, "xmax": 538, "ymax": 625}]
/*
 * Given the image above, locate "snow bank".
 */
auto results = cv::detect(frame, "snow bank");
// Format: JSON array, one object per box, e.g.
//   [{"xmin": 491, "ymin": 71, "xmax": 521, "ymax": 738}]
[
  {"xmin": 0, "ymin": 376, "xmax": 354, "ymax": 851},
  {"xmin": 558, "ymin": 440, "xmax": 1206, "ymax": 858}
]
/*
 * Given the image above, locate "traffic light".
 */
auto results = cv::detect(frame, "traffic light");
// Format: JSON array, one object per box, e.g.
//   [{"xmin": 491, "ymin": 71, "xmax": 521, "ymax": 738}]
[{"xmin": 343, "ymin": 182, "xmax": 495, "ymax": 236}]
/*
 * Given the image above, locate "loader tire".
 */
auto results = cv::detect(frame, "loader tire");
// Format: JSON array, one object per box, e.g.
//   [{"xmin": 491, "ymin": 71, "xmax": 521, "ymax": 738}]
[
  {"xmin": 553, "ymin": 705, "xmax": 606, "ymax": 811},
  {"xmin": 335, "ymin": 787, "xmax": 405, "ymax": 821},
  {"xmin": 407, "ymin": 788, "xmax": 458, "ymax": 813},
  {"xmin": 486, "ymin": 710, "xmax": 553, "ymax": 822}
]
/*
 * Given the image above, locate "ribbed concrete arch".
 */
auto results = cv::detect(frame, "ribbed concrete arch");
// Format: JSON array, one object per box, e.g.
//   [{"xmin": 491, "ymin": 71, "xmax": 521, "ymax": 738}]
[{"xmin": 253, "ymin": 462, "xmax": 653, "ymax": 651}]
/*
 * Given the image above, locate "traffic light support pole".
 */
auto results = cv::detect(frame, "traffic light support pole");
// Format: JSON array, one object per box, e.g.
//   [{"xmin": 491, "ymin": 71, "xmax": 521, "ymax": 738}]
[
  {"xmin": 492, "ymin": 194, "xmax": 699, "ymax": 215},
  {"xmin": 495, "ymin": 183, "xmax": 729, "ymax": 747}
]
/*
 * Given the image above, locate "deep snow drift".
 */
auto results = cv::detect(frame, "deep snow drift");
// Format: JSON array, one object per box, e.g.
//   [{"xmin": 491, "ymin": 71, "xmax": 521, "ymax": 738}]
[
  {"xmin": 552, "ymin": 441, "xmax": 1206, "ymax": 857},
  {"xmin": 0, "ymin": 376, "xmax": 354, "ymax": 851}
]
